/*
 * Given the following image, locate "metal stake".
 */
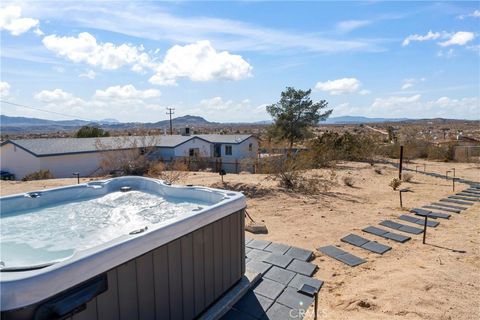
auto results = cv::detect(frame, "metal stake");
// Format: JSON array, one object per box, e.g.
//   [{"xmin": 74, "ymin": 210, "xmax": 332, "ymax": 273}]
[
  {"xmin": 399, "ymin": 146, "xmax": 404, "ymax": 180},
  {"xmin": 314, "ymin": 291, "xmax": 318, "ymax": 320},
  {"xmin": 399, "ymin": 190, "xmax": 403, "ymax": 208},
  {"xmin": 423, "ymin": 215, "xmax": 428, "ymax": 244},
  {"xmin": 73, "ymin": 172, "xmax": 80, "ymax": 184},
  {"xmin": 452, "ymin": 168, "xmax": 456, "ymax": 191},
  {"xmin": 446, "ymin": 170, "xmax": 451, "ymax": 180}
]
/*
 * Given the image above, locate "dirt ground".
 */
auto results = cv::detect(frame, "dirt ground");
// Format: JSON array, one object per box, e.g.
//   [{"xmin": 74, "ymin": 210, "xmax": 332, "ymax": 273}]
[{"xmin": 1, "ymin": 160, "xmax": 479, "ymax": 320}]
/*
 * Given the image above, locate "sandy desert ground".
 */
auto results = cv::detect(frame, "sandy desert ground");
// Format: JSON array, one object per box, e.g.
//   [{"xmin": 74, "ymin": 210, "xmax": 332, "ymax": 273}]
[{"xmin": 1, "ymin": 160, "xmax": 479, "ymax": 320}]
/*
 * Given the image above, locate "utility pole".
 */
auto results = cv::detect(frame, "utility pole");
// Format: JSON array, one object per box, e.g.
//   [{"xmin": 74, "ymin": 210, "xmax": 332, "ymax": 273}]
[{"xmin": 166, "ymin": 107, "xmax": 175, "ymax": 135}]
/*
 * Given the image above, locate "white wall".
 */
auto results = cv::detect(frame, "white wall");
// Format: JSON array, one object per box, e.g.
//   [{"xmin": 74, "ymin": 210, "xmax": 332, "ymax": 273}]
[
  {"xmin": 0, "ymin": 143, "xmax": 40, "ymax": 179},
  {"xmin": 174, "ymin": 137, "xmax": 212, "ymax": 157},
  {"xmin": 221, "ymin": 137, "xmax": 259, "ymax": 160},
  {"xmin": 38, "ymin": 152, "xmax": 104, "ymax": 178}
]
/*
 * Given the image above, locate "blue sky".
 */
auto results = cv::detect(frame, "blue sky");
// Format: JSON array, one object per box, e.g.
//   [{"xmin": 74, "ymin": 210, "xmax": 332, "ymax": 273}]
[{"xmin": 1, "ymin": 1, "xmax": 479, "ymax": 123}]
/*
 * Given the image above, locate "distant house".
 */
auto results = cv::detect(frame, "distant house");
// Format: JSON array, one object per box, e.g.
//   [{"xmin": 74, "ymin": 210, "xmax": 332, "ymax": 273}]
[{"xmin": 0, "ymin": 134, "xmax": 259, "ymax": 179}]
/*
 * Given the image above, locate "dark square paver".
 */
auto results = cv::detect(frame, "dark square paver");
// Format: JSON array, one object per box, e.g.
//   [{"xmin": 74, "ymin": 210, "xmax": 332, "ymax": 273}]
[
  {"xmin": 247, "ymin": 260, "xmax": 273, "ymax": 275},
  {"xmin": 398, "ymin": 215, "xmax": 439, "ymax": 228},
  {"xmin": 361, "ymin": 241, "xmax": 391, "ymax": 254},
  {"xmin": 264, "ymin": 302, "xmax": 295, "ymax": 320},
  {"xmin": 276, "ymin": 287, "xmax": 314, "ymax": 310},
  {"xmin": 383, "ymin": 232, "xmax": 411, "ymax": 243},
  {"xmin": 423, "ymin": 205, "xmax": 460, "ymax": 213},
  {"xmin": 362, "ymin": 226, "xmax": 388, "ymax": 236},
  {"xmin": 439, "ymin": 198, "xmax": 473, "ymax": 206},
  {"xmin": 286, "ymin": 259, "xmax": 317, "ymax": 276},
  {"xmin": 288, "ymin": 274, "xmax": 324, "ymax": 292},
  {"xmin": 411, "ymin": 208, "xmax": 450, "ymax": 219},
  {"xmin": 247, "ymin": 249, "xmax": 272, "ymax": 261},
  {"xmin": 248, "ymin": 239, "xmax": 272, "ymax": 250},
  {"xmin": 263, "ymin": 253, "xmax": 294, "ymax": 268},
  {"xmin": 264, "ymin": 266, "xmax": 296, "ymax": 285},
  {"xmin": 285, "ymin": 246, "xmax": 313, "ymax": 261},
  {"xmin": 317, "ymin": 245, "xmax": 345, "ymax": 258},
  {"xmin": 318, "ymin": 245, "xmax": 366, "ymax": 267},
  {"xmin": 264, "ymin": 242, "xmax": 291, "ymax": 255},
  {"xmin": 431, "ymin": 202, "xmax": 467, "ymax": 211},
  {"xmin": 398, "ymin": 224, "xmax": 423, "ymax": 235},
  {"xmin": 253, "ymin": 278, "xmax": 286, "ymax": 300},
  {"xmin": 379, "ymin": 220, "xmax": 403, "ymax": 230},
  {"xmin": 233, "ymin": 290, "xmax": 273, "ymax": 319},
  {"xmin": 341, "ymin": 234, "xmax": 370, "ymax": 247},
  {"xmin": 335, "ymin": 253, "xmax": 366, "ymax": 267}
]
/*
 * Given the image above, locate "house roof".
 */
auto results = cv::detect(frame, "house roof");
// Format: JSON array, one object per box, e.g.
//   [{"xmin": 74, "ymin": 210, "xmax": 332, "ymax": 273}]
[{"xmin": 1, "ymin": 134, "xmax": 254, "ymax": 157}]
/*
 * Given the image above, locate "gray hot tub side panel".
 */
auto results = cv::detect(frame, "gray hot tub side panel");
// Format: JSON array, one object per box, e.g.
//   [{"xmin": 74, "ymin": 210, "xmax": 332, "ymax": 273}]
[{"xmin": 1, "ymin": 209, "xmax": 245, "ymax": 320}]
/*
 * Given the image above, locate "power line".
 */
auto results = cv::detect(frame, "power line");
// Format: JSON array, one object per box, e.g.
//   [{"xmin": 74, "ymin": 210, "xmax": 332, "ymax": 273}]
[
  {"xmin": 166, "ymin": 107, "xmax": 175, "ymax": 135},
  {"xmin": 0, "ymin": 100, "xmax": 97, "ymax": 122}
]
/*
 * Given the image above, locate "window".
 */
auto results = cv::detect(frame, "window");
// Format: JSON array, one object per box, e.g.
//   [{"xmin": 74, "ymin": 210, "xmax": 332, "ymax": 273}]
[
  {"xmin": 189, "ymin": 148, "xmax": 199, "ymax": 157},
  {"xmin": 225, "ymin": 145, "xmax": 232, "ymax": 155},
  {"xmin": 248, "ymin": 143, "xmax": 253, "ymax": 152}
]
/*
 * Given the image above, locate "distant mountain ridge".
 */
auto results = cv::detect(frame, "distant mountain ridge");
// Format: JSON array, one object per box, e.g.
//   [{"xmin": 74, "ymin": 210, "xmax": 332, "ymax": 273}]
[{"xmin": 0, "ymin": 114, "xmax": 475, "ymax": 135}]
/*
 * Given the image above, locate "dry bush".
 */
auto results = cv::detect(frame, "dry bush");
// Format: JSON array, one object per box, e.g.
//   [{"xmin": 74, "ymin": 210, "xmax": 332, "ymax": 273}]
[
  {"xmin": 148, "ymin": 160, "xmax": 188, "ymax": 184},
  {"xmin": 402, "ymin": 173, "xmax": 413, "ymax": 182},
  {"xmin": 342, "ymin": 176, "xmax": 355, "ymax": 187},
  {"xmin": 96, "ymin": 135, "xmax": 159, "ymax": 176},
  {"xmin": 389, "ymin": 178, "xmax": 402, "ymax": 190},
  {"xmin": 266, "ymin": 156, "xmax": 336, "ymax": 194},
  {"xmin": 22, "ymin": 169, "xmax": 54, "ymax": 181}
]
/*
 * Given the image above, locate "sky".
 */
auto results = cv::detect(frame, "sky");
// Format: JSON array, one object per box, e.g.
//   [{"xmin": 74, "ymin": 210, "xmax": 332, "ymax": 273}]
[{"xmin": 0, "ymin": 1, "xmax": 479, "ymax": 123}]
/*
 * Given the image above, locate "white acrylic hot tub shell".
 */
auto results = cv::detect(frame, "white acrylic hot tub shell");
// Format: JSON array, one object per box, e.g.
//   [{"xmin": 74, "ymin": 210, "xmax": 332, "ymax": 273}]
[{"xmin": 0, "ymin": 176, "xmax": 246, "ymax": 311}]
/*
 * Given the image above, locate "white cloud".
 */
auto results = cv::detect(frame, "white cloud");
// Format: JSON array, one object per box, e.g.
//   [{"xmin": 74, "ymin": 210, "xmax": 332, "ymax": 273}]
[
  {"xmin": 42, "ymin": 32, "xmax": 154, "ymax": 71},
  {"xmin": 371, "ymin": 94, "xmax": 422, "ymax": 110},
  {"xmin": 199, "ymin": 96, "xmax": 250, "ymax": 111},
  {"xmin": 94, "ymin": 85, "xmax": 160, "ymax": 100},
  {"xmin": 34, "ymin": 89, "xmax": 86, "ymax": 108},
  {"xmin": 0, "ymin": 5, "xmax": 41, "ymax": 36},
  {"xmin": 437, "ymin": 48, "xmax": 455, "ymax": 58},
  {"xmin": 32, "ymin": 85, "xmax": 163, "ymax": 122},
  {"xmin": 27, "ymin": 3, "xmax": 383, "ymax": 54},
  {"xmin": 336, "ymin": 20, "xmax": 371, "ymax": 33},
  {"xmin": 401, "ymin": 77, "xmax": 425, "ymax": 90},
  {"xmin": 0, "ymin": 81, "xmax": 11, "ymax": 97},
  {"xmin": 314, "ymin": 78, "xmax": 364, "ymax": 95},
  {"xmin": 458, "ymin": 10, "xmax": 480, "ymax": 19},
  {"xmin": 79, "ymin": 70, "xmax": 96, "ymax": 79},
  {"xmin": 149, "ymin": 40, "xmax": 252, "ymax": 86},
  {"xmin": 438, "ymin": 31, "xmax": 475, "ymax": 47},
  {"xmin": 403, "ymin": 30, "xmax": 475, "ymax": 47},
  {"xmin": 402, "ymin": 31, "xmax": 444, "ymax": 46},
  {"xmin": 359, "ymin": 89, "xmax": 371, "ymax": 96},
  {"xmin": 368, "ymin": 94, "xmax": 479, "ymax": 119}
]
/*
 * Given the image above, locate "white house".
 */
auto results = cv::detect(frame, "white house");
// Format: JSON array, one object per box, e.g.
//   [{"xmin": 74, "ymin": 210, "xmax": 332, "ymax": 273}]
[{"xmin": 0, "ymin": 134, "xmax": 259, "ymax": 179}]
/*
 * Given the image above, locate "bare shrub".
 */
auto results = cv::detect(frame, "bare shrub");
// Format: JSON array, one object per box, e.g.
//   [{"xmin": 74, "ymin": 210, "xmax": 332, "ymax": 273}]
[
  {"xmin": 402, "ymin": 173, "xmax": 413, "ymax": 182},
  {"xmin": 389, "ymin": 178, "xmax": 402, "ymax": 190},
  {"xmin": 266, "ymin": 156, "xmax": 336, "ymax": 194},
  {"xmin": 147, "ymin": 160, "xmax": 188, "ymax": 184},
  {"xmin": 96, "ymin": 135, "xmax": 159, "ymax": 176},
  {"xmin": 342, "ymin": 176, "xmax": 355, "ymax": 187},
  {"xmin": 22, "ymin": 169, "xmax": 54, "ymax": 181}
]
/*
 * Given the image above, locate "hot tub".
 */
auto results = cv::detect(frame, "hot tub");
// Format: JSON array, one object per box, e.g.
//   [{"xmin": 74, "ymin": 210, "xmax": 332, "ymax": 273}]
[{"xmin": 0, "ymin": 176, "xmax": 246, "ymax": 320}]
